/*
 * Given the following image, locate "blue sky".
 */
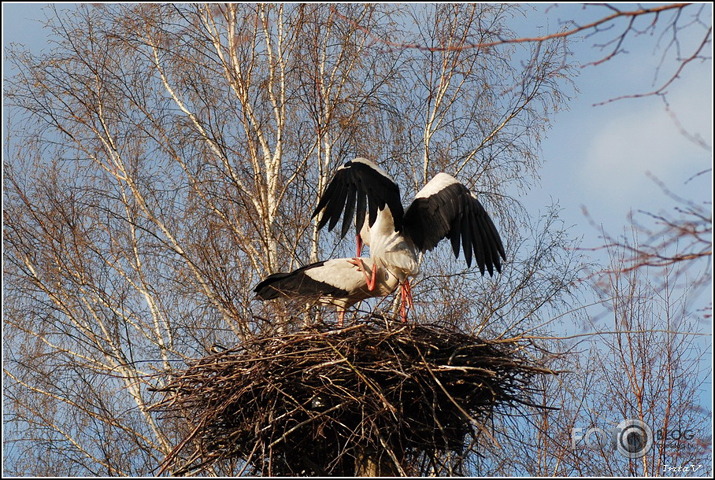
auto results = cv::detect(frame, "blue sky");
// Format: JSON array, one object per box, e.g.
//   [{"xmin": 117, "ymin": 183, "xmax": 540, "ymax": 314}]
[
  {"xmin": 515, "ymin": 3, "xmax": 711, "ymax": 245},
  {"xmin": 3, "ymin": 2, "xmax": 712, "ymax": 472},
  {"xmin": 3, "ymin": 3, "xmax": 711, "ymax": 307},
  {"xmin": 3, "ymin": 1, "xmax": 712, "ymax": 336},
  {"xmin": 3, "ymin": 3, "xmax": 711, "ymax": 251}
]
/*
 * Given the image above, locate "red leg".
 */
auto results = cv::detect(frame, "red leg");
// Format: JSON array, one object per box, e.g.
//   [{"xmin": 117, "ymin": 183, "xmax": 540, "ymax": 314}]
[
  {"xmin": 399, "ymin": 280, "xmax": 413, "ymax": 322},
  {"xmin": 347, "ymin": 257, "xmax": 377, "ymax": 291},
  {"xmin": 366, "ymin": 261, "xmax": 377, "ymax": 291},
  {"xmin": 403, "ymin": 279, "xmax": 413, "ymax": 309},
  {"xmin": 337, "ymin": 309, "xmax": 345, "ymax": 327},
  {"xmin": 356, "ymin": 234, "xmax": 363, "ymax": 257},
  {"xmin": 400, "ymin": 286, "xmax": 408, "ymax": 322}
]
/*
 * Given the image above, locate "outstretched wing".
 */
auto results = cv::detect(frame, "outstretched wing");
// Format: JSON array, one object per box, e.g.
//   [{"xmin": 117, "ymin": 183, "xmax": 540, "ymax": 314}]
[
  {"xmin": 312, "ymin": 157, "xmax": 404, "ymax": 237},
  {"xmin": 403, "ymin": 173, "xmax": 506, "ymax": 275}
]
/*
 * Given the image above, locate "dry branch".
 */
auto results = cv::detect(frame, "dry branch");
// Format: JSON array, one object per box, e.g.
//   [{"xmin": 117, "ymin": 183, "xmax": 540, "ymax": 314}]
[{"xmin": 151, "ymin": 317, "xmax": 556, "ymax": 476}]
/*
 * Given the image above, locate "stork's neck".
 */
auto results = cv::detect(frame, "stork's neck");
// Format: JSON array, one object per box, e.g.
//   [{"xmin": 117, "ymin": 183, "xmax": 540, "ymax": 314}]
[
  {"xmin": 369, "ymin": 207, "xmax": 397, "ymax": 260},
  {"xmin": 371, "ymin": 207, "xmax": 419, "ymax": 278},
  {"xmin": 373, "ymin": 207, "xmax": 397, "ymax": 238}
]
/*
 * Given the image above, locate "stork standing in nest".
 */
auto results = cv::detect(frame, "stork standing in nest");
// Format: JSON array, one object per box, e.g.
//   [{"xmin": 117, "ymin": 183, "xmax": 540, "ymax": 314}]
[
  {"xmin": 254, "ymin": 257, "xmax": 400, "ymax": 327},
  {"xmin": 312, "ymin": 157, "xmax": 506, "ymax": 321}
]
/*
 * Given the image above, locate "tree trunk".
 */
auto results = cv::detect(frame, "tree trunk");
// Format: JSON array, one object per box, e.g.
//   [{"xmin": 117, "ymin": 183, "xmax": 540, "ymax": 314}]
[{"xmin": 354, "ymin": 446, "xmax": 401, "ymax": 477}]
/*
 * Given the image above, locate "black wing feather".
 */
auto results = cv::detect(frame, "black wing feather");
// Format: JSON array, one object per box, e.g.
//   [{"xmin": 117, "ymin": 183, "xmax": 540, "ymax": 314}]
[
  {"xmin": 327, "ymin": 179, "xmax": 349, "ymax": 231},
  {"xmin": 405, "ymin": 194, "xmax": 455, "ymax": 252},
  {"xmin": 486, "ymin": 212, "xmax": 507, "ymax": 261},
  {"xmin": 315, "ymin": 179, "xmax": 342, "ymax": 231},
  {"xmin": 460, "ymin": 211, "xmax": 473, "ymax": 268},
  {"xmin": 312, "ymin": 158, "xmax": 403, "ymax": 237},
  {"xmin": 253, "ymin": 261, "xmax": 350, "ymax": 300},
  {"xmin": 475, "ymin": 208, "xmax": 496, "ymax": 274},
  {"xmin": 340, "ymin": 184, "xmax": 357, "ymax": 238},
  {"xmin": 405, "ymin": 182, "xmax": 467, "ymax": 253},
  {"xmin": 355, "ymin": 189, "xmax": 367, "ymax": 237},
  {"xmin": 471, "ymin": 196, "xmax": 505, "ymax": 275},
  {"xmin": 450, "ymin": 220, "xmax": 461, "ymax": 259},
  {"xmin": 404, "ymin": 175, "xmax": 506, "ymax": 276},
  {"xmin": 469, "ymin": 211, "xmax": 487, "ymax": 274}
]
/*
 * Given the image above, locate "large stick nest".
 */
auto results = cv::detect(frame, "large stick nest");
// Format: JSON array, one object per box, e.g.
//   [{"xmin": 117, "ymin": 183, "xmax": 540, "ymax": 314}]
[{"xmin": 152, "ymin": 318, "xmax": 555, "ymax": 476}]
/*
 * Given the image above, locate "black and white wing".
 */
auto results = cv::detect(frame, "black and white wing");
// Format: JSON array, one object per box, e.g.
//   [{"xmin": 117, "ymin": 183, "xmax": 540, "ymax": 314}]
[
  {"xmin": 312, "ymin": 157, "xmax": 404, "ymax": 238},
  {"xmin": 254, "ymin": 259, "xmax": 351, "ymax": 301},
  {"xmin": 253, "ymin": 257, "xmax": 399, "ymax": 307},
  {"xmin": 403, "ymin": 173, "xmax": 506, "ymax": 275}
]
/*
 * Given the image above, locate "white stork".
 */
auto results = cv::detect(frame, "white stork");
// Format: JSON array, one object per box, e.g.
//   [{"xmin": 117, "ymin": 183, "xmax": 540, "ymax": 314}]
[
  {"xmin": 312, "ymin": 157, "xmax": 506, "ymax": 321},
  {"xmin": 254, "ymin": 257, "xmax": 400, "ymax": 327}
]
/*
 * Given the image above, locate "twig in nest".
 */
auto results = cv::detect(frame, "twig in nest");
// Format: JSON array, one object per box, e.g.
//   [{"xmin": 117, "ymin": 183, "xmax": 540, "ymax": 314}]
[{"xmin": 151, "ymin": 319, "xmax": 557, "ymax": 476}]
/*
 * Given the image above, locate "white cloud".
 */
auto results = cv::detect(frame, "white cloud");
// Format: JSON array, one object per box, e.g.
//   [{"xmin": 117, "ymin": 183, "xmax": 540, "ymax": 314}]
[{"xmin": 577, "ymin": 68, "xmax": 711, "ymax": 216}]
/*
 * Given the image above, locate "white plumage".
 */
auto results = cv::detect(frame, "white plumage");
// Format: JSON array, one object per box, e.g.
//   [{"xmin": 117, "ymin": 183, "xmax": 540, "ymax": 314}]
[
  {"xmin": 312, "ymin": 157, "xmax": 506, "ymax": 321},
  {"xmin": 254, "ymin": 257, "xmax": 400, "ymax": 326}
]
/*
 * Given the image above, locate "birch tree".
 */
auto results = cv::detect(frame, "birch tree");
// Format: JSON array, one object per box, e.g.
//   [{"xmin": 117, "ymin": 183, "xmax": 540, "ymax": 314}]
[{"xmin": 5, "ymin": 3, "xmax": 577, "ymax": 476}]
